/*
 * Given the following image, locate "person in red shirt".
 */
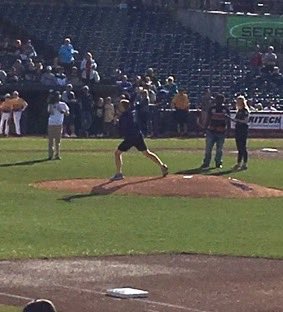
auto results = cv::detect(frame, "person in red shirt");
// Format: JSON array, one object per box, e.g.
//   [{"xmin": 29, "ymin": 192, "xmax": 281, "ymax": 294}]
[{"xmin": 250, "ymin": 45, "xmax": 262, "ymax": 75}]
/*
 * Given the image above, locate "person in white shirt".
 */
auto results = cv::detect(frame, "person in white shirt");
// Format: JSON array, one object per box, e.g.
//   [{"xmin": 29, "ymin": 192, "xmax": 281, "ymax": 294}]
[{"xmin": 47, "ymin": 91, "xmax": 69, "ymax": 160}]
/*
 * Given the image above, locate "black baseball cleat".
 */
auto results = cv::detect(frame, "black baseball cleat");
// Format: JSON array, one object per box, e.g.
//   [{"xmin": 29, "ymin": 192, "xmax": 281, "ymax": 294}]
[{"xmin": 161, "ymin": 164, "xmax": 169, "ymax": 177}]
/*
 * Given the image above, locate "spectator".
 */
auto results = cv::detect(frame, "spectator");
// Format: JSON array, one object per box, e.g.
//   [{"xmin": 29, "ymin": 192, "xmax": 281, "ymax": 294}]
[
  {"xmin": 136, "ymin": 88, "xmax": 150, "ymax": 136},
  {"xmin": 12, "ymin": 39, "xmax": 23, "ymax": 57},
  {"xmin": 58, "ymin": 37, "xmax": 78, "ymax": 75},
  {"xmin": 22, "ymin": 39, "xmax": 37, "ymax": 60},
  {"xmin": 117, "ymin": 75, "xmax": 133, "ymax": 93},
  {"xmin": 68, "ymin": 66, "xmax": 82, "ymax": 87},
  {"xmin": 13, "ymin": 59, "xmax": 25, "ymax": 79},
  {"xmin": 250, "ymin": 44, "xmax": 262, "ymax": 76},
  {"xmin": 78, "ymin": 85, "xmax": 94, "ymax": 137},
  {"xmin": 200, "ymin": 93, "xmax": 230, "ymax": 170},
  {"xmin": 7, "ymin": 66, "xmax": 19, "ymax": 83},
  {"xmin": 144, "ymin": 67, "xmax": 161, "ymax": 88},
  {"xmin": 104, "ymin": 96, "xmax": 115, "ymax": 137},
  {"xmin": 41, "ymin": 66, "xmax": 57, "ymax": 87},
  {"xmin": 262, "ymin": 46, "xmax": 277, "ymax": 73},
  {"xmin": 55, "ymin": 66, "xmax": 67, "ymax": 86},
  {"xmin": 61, "ymin": 84, "xmax": 78, "ymax": 137},
  {"xmin": 199, "ymin": 88, "xmax": 213, "ymax": 129},
  {"xmin": 270, "ymin": 66, "xmax": 283, "ymax": 87},
  {"xmin": 0, "ymin": 63, "xmax": 7, "ymax": 85},
  {"xmin": 94, "ymin": 97, "xmax": 104, "ymax": 137},
  {"xmin": 263, "ymin": 101, "xmax": 278, "ymax": 111},
  {"xmin": 24, "ymin": 58, "xmax": 36, "ymax": 81},
  {"xmin": 34, "ymin": 61, "xmax": 43, "ymax": 81},
  {"xmin": 163, "ymin": 76, "xmax": 178, "ymax": 103},
  {"xmin": 80, "ymin": 52, "xmax": 100, "ymax": 85},
  {"xmin": 171, "ymin": 88, "xmax": 190, "ymax": 136}
]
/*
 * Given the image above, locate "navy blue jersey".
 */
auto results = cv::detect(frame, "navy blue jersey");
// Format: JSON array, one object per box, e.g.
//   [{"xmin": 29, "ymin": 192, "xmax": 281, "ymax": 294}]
[
  {"xmin": 207, "ymin": 104, "xmax": 230, "ymax": 133},
  {"xmin": 235, "ymin": 108, "xmax": 249, "ymax": 131},
  {"xmin": 119, "ymin": 109, "xmax": 141, "ymax": 138}
]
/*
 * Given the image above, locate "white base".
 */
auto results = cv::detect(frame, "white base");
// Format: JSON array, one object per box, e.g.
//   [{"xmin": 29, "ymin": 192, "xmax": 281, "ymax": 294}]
[
  {"xmin": 261, "ymin": 148, "xmax": 278, "ymax": 153},
  {"xmin": 106, "ymin": 287, "xmax": 149, "ymax": 299}
]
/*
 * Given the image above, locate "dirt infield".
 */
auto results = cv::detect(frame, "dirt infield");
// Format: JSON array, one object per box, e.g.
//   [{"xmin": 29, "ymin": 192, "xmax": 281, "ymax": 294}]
[
  {"xmin": 34, "ymin": 174, "xmax": 283, "ymax": 199},
  {"xmin": 0, "ymin": 254, "xmax": 283, "ymax": 312}
]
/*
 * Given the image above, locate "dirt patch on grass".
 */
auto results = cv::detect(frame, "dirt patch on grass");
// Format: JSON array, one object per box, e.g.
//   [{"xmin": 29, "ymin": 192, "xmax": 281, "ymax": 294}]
[{"xmin": 33, "ymin": 174, "xmax": 283, "ymax": 199}]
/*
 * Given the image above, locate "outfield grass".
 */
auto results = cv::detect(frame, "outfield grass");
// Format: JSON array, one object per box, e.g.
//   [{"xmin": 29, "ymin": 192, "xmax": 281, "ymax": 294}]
[{"xmin": 0, "ymin": 137, "xmax": 282, "ymax": 260}]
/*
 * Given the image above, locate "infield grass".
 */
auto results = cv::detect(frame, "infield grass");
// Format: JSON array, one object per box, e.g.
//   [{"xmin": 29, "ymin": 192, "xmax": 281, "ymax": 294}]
[
  {"xmin": 0, "ymin": 305, "xmax": 18, "ymax": 312},
  {"xmin": 0, "ymin": 137, "xmax": 282, "ymax": 260}
]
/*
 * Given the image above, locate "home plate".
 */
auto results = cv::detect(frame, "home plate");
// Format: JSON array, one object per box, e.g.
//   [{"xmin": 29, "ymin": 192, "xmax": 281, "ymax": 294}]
[{"xmin": 106, "ymin": 287, "xmax": 149, "ymax": 299}]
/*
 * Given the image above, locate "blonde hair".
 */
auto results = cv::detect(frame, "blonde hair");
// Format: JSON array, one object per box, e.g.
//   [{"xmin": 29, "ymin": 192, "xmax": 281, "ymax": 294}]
[{"xmin": 236, "ymin": 96, "xmax": 250, "ymax": 112}]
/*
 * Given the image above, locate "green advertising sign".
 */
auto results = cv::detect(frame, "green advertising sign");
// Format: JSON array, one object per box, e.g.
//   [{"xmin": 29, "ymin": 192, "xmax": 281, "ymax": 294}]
[{"xmin": 227, "ymin": 15, "xmax": 283, "ymax": 49}]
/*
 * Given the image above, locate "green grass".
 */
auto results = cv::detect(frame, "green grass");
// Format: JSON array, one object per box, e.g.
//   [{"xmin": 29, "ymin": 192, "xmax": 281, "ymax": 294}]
[
  {"xmin": 0, "ymin": 137, "xmax": 283, "ymax": 260},
  {"xmin": 0, "ymin": 305, "xmax": 18, "ymax": 312}
]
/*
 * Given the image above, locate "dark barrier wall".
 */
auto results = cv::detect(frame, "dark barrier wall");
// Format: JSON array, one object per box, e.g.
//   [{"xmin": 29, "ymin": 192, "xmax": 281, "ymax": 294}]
[
  {"xmin": 0, "ymin": 83, "xmax": 119, "ymax": 135},
  {"xmin": 1, "ymin": 84, "xmax": 282, "ymax": 137}
]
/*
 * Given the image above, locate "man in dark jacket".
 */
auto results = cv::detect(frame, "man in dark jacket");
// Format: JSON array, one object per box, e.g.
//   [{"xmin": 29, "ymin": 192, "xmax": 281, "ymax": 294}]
[{"xmin": 201, "ymin": 93, "xmax": 230, "ymax": 170}]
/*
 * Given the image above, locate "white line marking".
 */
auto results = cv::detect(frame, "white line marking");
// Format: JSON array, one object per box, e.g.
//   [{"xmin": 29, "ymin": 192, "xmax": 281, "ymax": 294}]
[
  {"xmin": 0, "ymin": 285, "xmax": 212, "ymax": 312},
  {"xmin": 0, "ymin": 292, "xmax": 32, "ymax": 301},
  {"xmin": 56, "ymin": 284, "xmax": 211, "ymax": 312}
]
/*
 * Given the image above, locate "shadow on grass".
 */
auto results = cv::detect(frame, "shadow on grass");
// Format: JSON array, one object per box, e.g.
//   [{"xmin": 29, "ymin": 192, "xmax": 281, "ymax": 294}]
[
  {"xmin": 0, "ymin": 158, "xmax": 50, "ymax": 167},
  {"xmin": 175, "ymin": 167, "xmax": 215, "ymax": 175},
  {"xmin": 60, "ymin": 176, "xmax": 163, "ymax": 202}
]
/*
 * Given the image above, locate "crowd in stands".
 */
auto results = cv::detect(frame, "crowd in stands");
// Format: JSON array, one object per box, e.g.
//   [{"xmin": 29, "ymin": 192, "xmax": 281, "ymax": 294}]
[{"xmin": 0, "ymin": 1, "xmax": 282, "ymax": 137}]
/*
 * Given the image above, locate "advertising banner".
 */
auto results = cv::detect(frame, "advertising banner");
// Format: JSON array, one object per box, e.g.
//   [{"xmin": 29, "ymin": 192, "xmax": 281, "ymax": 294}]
[
  {"xmin": 227, "ymin": 15, "xmax": 283, "ymax": 46},
  {"xmin": 230, "ymin": 113, "xmax": 283, "ymax": 130}
]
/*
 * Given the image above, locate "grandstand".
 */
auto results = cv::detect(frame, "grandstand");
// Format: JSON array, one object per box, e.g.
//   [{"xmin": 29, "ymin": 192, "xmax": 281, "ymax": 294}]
[{"xmin": 0, "ymin": 0, "xmax": 282, "ymax": 135}]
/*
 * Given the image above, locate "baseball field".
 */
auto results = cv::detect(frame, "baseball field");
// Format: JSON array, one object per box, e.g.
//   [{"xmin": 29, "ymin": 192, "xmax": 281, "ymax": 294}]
[{"xmin": 0, "ymin": 137, "xmax": 283, "ymax": 312}]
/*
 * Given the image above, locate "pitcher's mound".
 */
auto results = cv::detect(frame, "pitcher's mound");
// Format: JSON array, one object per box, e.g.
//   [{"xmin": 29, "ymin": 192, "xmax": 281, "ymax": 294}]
[{"xmin": 34, "ymin": 175, "xmax": 283, "ymax": 198}]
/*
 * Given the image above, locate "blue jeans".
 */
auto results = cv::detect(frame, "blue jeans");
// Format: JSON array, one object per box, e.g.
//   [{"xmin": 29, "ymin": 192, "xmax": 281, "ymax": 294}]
[{"xmin": 203, "ymin": 130, "xmax": 225, "ymax": 167}]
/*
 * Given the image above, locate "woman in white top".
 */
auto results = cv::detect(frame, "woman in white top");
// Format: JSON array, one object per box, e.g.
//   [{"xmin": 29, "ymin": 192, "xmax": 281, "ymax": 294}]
[
  {"xmin": 47, "ymin": 91, "xmax": 69, "ymax": 160},
  {"xmin": 80, "ymin": 52, "xmax": 100, "ymax": 85}
]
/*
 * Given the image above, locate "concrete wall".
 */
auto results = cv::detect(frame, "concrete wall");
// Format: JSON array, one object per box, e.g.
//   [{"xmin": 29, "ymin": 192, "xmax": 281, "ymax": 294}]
[{"xmin": 176, "ymin": 9, "xmax": 228, "ymax": 45}]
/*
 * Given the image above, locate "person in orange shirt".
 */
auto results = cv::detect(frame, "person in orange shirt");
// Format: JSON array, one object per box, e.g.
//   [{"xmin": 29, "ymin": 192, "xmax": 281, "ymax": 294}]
[
  {"xmin": 0, "ymin": 93, "xmax": 13, "ymax": 136},
  {"xmin": 171, "ymin": 88, "xmax": 190, "ymax": 136},
  {"xmin": 10, "ymin": 90, "xmax": 28, "ymax": 136}
]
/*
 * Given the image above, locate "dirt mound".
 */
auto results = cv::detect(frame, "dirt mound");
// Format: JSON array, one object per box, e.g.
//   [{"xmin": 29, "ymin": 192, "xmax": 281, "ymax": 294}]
[{"xmin": 33, "ymin": 175, "xmax": 283, "ymax": 198}]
